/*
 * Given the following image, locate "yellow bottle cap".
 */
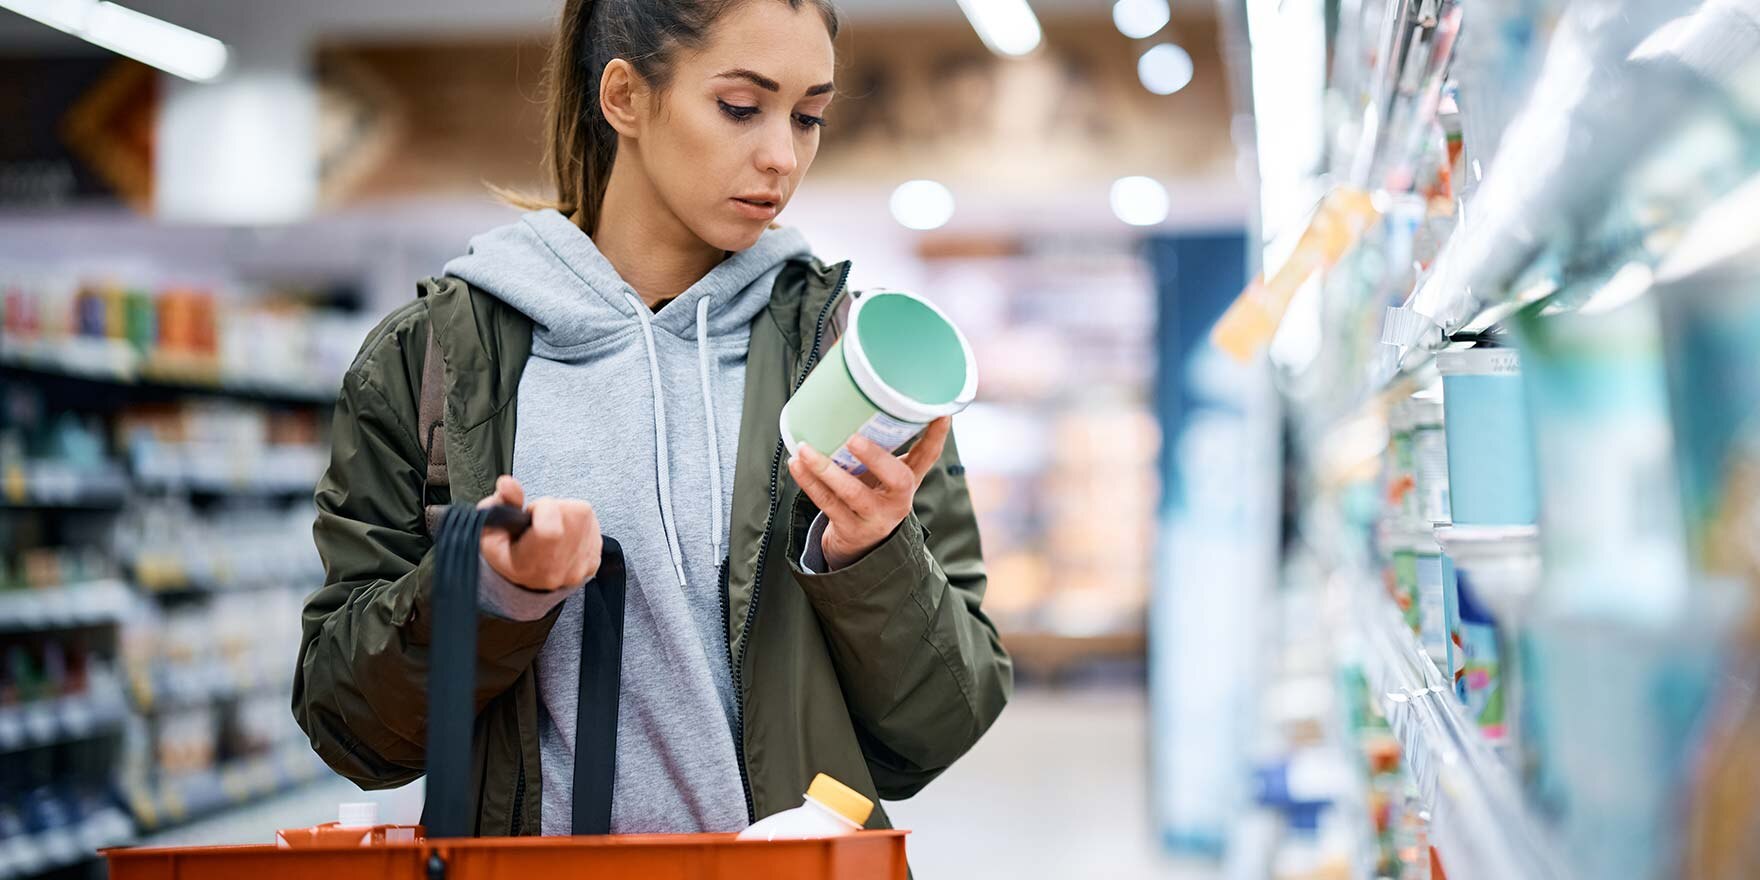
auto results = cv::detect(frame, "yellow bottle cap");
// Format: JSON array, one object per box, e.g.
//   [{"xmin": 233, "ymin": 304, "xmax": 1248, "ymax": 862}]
[{"xmin": 806, "ymin": 773, "xmax": 873, "ymax": 827}]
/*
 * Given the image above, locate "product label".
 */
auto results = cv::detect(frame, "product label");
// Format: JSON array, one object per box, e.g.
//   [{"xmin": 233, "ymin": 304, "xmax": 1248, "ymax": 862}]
[
  {"xmin": 1412, "ymin": 426, "xmax": 1452, "ymax": 524},
  {"xmin": 1417, "ymin": 554, "xmax": 1449, "ymax": 667},
  {"xmin": 1460, "ymin": 621, "xmax": 1504, "ymax": 740},
  {"xmin": 831, "ymin": 411, "xmax": 928, "ymax": 475}
]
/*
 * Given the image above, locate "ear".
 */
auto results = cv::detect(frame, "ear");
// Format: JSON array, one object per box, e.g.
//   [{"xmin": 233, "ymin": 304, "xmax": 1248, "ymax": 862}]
[{"xmin": 600, "ymin": 58, "xmax": 646, "ymax": 138}]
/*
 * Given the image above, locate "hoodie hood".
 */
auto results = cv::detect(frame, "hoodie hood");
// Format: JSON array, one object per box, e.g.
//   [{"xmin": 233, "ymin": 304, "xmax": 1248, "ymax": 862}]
[
  {"xmin": 442, "ymin": 206, "xmax": 813, "ymax": 591},
  {"xmin": 443, "ymin": 208, "xmax": 812, "ymax": 351}
]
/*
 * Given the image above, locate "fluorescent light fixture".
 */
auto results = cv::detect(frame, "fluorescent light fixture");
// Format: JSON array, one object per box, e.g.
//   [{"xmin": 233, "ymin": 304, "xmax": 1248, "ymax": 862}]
[
  {"xmin": 1138, "ymin": 43, "xmax": 1194, "ymax": 95},
  {"xmin": 1110, "ymin": 176, "xmax": 1169, "ymax": 226},
  {"xmin": 890, "ymin": 180, "xmax": 956, "ymax": 231},
  {"xmin": 955, "ymin": 0, "xmax": 1042, "ymax": 57},
  {"xmin": 0, "ymin": 0, "xmax": 229, "ymax": 82},
  {"xmin": 1112, "ymin": 0, "xmax": 1170, "ymax": 40}
]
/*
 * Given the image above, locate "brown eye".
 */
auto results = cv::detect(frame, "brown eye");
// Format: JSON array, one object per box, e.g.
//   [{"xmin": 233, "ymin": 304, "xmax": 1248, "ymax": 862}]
[{"xmin": 718, "ymin": 99, "xmax": 759, "ymax": 122}]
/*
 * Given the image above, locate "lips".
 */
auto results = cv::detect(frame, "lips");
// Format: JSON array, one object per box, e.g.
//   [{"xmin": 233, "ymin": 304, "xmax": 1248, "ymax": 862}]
[{"xmin": 731, "ymin": 195, "xmax": 781, "ymax": 221}]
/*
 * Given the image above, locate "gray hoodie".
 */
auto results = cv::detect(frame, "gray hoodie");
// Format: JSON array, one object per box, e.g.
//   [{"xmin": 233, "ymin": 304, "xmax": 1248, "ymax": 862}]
[{"xmin": 442, "ymin": 208, "xmax": 812, "ymax": 835}]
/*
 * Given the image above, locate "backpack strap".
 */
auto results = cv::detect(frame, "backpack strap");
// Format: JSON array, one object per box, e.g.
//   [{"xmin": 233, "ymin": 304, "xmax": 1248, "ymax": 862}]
[{"xmin": 419, "ymin": 302, "xmax": 450, "ymax": 535}]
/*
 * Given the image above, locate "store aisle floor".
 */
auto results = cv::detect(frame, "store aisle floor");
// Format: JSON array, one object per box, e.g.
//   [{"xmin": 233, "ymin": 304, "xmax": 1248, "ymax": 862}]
[
  {"xmin": 141, "ymin": 686, "xmax": 1217, "ymax": 880},
  {"xmin": 885, "ymin": 686, "xmax": 1218, "ymax": 880}
]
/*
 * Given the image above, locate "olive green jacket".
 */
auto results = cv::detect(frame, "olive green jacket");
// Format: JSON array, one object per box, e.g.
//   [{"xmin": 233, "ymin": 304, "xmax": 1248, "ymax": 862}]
[{"xmin": 293, "ymin": 257, "xmax": 1013, "ymax": 835}]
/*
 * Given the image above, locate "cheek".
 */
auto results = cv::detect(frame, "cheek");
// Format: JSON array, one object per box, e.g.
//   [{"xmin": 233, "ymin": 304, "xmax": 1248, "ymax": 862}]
[{"xmin": 653, "ymin": 109, "xmax": 733, "ymax": 201}]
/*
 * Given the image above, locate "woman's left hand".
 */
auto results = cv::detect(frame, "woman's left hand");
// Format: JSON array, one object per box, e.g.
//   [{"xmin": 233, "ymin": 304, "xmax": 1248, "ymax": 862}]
[{"xmin": 788, "ymin": 417, "xmax": 952, "ymax": 571}]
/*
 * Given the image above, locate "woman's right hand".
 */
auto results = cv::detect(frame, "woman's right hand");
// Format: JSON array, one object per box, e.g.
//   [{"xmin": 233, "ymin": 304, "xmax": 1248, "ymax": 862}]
[{"xmin": 476, "ymin": 475, "xmax": 603, "ymax": 591}]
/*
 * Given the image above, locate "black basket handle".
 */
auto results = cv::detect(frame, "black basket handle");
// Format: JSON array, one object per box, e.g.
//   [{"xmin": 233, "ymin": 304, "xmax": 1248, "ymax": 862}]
[{"xmin": 425, "ymin": 504, "xmax": 624, "ymax": 838}]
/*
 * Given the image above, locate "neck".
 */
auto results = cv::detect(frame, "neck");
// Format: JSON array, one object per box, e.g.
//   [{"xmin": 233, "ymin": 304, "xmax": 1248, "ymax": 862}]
[{"xmin": 590, "ymin": 149, "xmax": 725, "ymax": 310}]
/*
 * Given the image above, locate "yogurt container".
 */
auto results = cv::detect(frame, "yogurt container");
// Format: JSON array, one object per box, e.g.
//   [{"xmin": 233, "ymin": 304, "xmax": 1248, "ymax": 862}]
[
  {"xmin": 781, "ymin": 290, "xmax": 978, "ymax": 474},
  {"xmin": 1436, "ymin": 347, "xmax": 1538, "ymax": 525}
]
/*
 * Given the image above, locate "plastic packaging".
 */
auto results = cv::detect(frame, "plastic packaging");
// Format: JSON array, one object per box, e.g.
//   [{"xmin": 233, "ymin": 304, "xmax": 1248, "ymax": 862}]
[
  {"xmin": 1436, "ymin": 347, "xmax": 1537, "ymax": 525},
  {"xmin": 275, "ymin": 803, "xmax": 421, "ymax": 849},
  {"xmin": 1452, "ymin": 568, "xmax": 1506, "ymax": 744},
  {"xmin": 780, "ymin": 291, "xmax": 977, "ymax": 475},
  {"xmin": 1406, "ymin": 393, "xmax": 1451, "ymax": 525},
  {"xmin": 737, "ymin": 774, "xmax": 873, "ymax": 842}
]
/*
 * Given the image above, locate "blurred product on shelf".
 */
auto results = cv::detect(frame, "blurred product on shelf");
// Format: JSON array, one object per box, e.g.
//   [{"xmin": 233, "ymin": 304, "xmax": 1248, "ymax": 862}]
[
  {"xmin": 921, "ymin": 247, "xmax": 1157, "ymax": 652},
  {"xmin": 116, "ymin": 403, "xmax": 326, "ymax": 497},
  {"xmin": 1652, "ymin": 193, "xmax": 1760, "ymax": 879},
  {"xmin": 1435, "ymin": 348, "xmax": 1536, "ymax": 528},
  {"xmin": 0, "ymin": 632, "xmax": 129, "ymax": 753},
  {"xmin": 115, "ymin": 499, "xmax": 321, "ymax": 593},
  {"xmin": 1, "ymin": 271, "xmax": 374, "ymax": 399},
  {"xmin": 1242, "ymin": 0, "xmax": 1760, "ymax": 874},
  {"xmin": 118, "ymin": 590, "xmax": 312, "ymax": 832},
  {"xmin": 121, "ymin": 590, "xmax": 305, "ymax": 716},
  {"xmin": 1, "ymin": 391, "xmax": 128, "ymax": 508}
]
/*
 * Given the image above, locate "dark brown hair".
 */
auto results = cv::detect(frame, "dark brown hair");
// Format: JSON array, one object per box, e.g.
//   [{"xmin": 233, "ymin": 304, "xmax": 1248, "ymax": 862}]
[{"xmin": 513, "ymin": 0, "xmax": 840, "ymax": 234}]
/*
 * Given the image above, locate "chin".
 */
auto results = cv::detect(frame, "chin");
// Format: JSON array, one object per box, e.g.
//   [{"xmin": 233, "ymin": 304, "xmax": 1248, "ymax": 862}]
[{"xmin": 703, "ymin": 220, "xmax": 769, "ymax": 253}]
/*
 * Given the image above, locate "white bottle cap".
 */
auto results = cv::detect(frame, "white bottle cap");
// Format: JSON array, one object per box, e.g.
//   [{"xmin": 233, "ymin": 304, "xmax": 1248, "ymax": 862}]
[{"xmin": 338, "ymin": 802, "xmax": 379, "ymax": 828}]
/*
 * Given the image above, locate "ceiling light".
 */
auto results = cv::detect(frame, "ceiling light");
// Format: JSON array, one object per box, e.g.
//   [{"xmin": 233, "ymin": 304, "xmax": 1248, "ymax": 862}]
[
  {"xmin": 890, "ymin": 180, "xmax": 956, "ymax": 231},
  {"xmin": 1112, "ymin": 0, "xmax": 1171, "ymax": 40},
  {"xmin": 1111, "ymin": 176, "xmax": 1170, "ymax": 227},
  {"xmin": 1138, "ymin": 43, "xmax": 1194, "ymax": 95},
  {"xmin": 1, "ymin": 0, "xmax": 229, "ymax": 82},
  {"xmin": 955, "ymin": 0, "xmax": 1043, "ymax": 57}
]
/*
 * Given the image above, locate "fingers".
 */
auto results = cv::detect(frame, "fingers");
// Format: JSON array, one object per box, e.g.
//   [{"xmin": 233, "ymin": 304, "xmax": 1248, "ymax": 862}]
[
  {"xmin": 847, "ymin": 435, "xmax": 916, "ymax": 495},
  {"xmin": 477, "ymin": 475, "xmax": 525, "ymax": 509},
  {"xmin": 901, "ymin": 418, "xmax": 951, "ymax": 484},
  {"xmin": 482, "ymin": 494, "xmax": 602, "ymax": 591},
  {"xmin": 479, "ymin": 528, "xmax": 515, "ymax": 578},
  {"xmin": 563, "ymin": 502, "xmax": 603, "ymax": 585},
  {"xmin": 789, "ymin": 446, "xmax": 858, "ymax": 523},
  {"xmin": 797, "ymin": 444, "xmax": 881, "ymax": 517}
]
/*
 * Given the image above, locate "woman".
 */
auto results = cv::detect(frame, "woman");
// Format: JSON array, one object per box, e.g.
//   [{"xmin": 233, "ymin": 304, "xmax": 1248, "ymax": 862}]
[{"xmin": 293, "ymin": 0, "xmax": 1012, "ymax": 839}]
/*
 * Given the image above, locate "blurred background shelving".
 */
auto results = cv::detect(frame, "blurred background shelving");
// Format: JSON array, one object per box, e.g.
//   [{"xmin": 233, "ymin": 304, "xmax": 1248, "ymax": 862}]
[
  {"xmin": 5, "ymin": 0, "xmax": 1760, "ymax": 879},
  {"xmin": 1, "ymin": 270, "xmax": 370, "ymax": 878}
]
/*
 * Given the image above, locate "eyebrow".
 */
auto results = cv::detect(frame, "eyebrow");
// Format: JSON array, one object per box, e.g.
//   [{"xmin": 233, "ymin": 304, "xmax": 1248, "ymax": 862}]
[{"xmin": 716, "ymin": 68, "xmax": 836, "ymax": 97}]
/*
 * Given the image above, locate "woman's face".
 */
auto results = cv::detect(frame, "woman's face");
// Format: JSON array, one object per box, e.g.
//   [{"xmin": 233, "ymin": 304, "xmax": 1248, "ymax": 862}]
[{"xmin": 633, "ymin": 2, "xmax": 836, "ymax": 252}]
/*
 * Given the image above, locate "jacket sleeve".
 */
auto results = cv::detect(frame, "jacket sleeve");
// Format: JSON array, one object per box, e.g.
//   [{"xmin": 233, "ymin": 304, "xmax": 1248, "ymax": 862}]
[
  {"xmin": 292, "ymin": 311, "xmax": 559, "ymax": 789},
  {"xmin": 786, "ymin": 432, "xmax": 1014, "ymax": 800}
]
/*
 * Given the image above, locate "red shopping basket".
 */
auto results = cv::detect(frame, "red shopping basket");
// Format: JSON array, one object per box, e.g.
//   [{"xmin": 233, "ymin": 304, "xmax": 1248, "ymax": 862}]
[
  {"xmin": 104, "ymin": 831, "xmax": 910, "ymax": 879},
  {"xmin": 104, "ymin": 505, "xmax": 910, "ymax": 878}
]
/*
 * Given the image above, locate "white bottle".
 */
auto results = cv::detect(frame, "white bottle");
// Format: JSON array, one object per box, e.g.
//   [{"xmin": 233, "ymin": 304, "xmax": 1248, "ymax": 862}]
[{"xmin": 736, "ymin": 773, "xmax": 873, "ymax": 841}]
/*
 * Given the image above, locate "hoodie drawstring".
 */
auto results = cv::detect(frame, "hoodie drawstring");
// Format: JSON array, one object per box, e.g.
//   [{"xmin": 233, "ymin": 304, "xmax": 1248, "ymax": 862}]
[
  {"xmin": 696, "ymin": 296, "xmax": 725, "ymax": 568},
  {"xmin": 624, "ymin": 292, "xmax": 690, "ymax": 589}
]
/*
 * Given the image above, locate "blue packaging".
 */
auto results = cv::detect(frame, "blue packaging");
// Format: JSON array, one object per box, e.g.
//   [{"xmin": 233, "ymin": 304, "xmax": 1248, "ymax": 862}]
[{"xmin": 1437, "ymin": 347, "xmax": 1539, "ymax": 525}]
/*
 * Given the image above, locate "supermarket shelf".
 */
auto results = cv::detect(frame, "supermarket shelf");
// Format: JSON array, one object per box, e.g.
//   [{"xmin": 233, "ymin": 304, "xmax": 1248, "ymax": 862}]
[
  {"xmin": 0, "ymin": 807, "xmax": 134, "ymax": 880},
  {"xmin": 1358, "ymin": 591, "xmax": 1566, "ymax": 880},
  {"xmin": 128, "ymin": 556, "xmax": 321, "ymax": 597},
  {"xmin": 0, "ymin": 472, "xmax": 129, "ymax": 511},
  {"xmin": 1, "ymin": 346, "xmax": 336, "ymax": 407},
  {"xmin": 133, "ymin": 474, "xmax": 318, "ymax": 499},
  {"xmin": 124, "ymin": 745, "xmax": 330, "ymax": 834},
  {"xmin": 130, "ymin": 666, "xmax": 287, "ymax": 715},
  {"xmin": 0, "ymin": 689, "xmax": 130, "ymax": 754},
  {"xmin": 0, "ymin": 580, "xmax": 134, "ymax": 633}
]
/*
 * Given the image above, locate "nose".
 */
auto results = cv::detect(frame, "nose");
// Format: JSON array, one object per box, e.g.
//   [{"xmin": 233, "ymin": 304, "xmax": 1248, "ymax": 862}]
[{"xmin": 756, "ymin": 117, "xmax": 798, "ymax": 178}]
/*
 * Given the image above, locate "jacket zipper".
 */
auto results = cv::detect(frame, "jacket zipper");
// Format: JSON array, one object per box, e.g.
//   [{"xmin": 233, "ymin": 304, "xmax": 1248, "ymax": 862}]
[
  {"xmin": 510, "ymin": 750, "xmax": 526, "ymax": 835},
  {"xmin": 727, "ymin": 262, "xmax": 851, "ymax": 823}
]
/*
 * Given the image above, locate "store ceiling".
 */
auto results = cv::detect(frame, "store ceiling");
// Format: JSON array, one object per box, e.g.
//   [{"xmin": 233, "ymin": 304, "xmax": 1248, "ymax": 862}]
[{"xmin": 0, "ymin": 0, "xmax": 1216, "ymax": 51}]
